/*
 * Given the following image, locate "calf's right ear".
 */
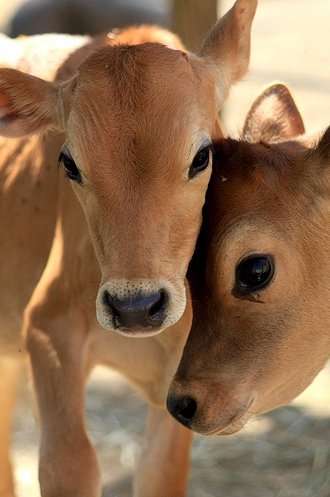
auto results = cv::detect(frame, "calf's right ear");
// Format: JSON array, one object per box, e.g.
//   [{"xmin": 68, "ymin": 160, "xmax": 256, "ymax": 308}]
[{"xmin": 0, "ymin": 68, "xmax": 71, "ymax": 137}]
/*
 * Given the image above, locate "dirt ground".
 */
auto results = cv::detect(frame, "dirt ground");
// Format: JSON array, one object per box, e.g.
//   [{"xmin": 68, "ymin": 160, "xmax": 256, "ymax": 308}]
[
  {"xmin": 0, "ymin": 1, "xmax": 329, "ymax": 496},
  {"xmin": 13, "ymin": 364, "xmax": 330, "ymax": 497}
]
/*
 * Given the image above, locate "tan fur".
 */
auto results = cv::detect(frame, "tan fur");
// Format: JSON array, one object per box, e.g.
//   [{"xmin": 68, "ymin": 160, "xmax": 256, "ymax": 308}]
[
  {"xmin": 168, "ymin": 83, "xmax": 330, "ymax": 437},
  {"xmin": 0, "ymin": 2, "xmax": 257, "ymax": 495}
]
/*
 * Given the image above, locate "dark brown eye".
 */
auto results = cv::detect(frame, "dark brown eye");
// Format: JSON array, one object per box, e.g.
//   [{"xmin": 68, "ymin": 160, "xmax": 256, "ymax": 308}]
[
  {"xmin": 59, "ymin": 149, "xmax": 81, "ymax": 183},
  {"xmin": 236, "ymin": 254, "xmax": 274, "ymax": 293},
  {"xmin": 189, "ymin": 145, "xmax": 211, "ymax": 179}
]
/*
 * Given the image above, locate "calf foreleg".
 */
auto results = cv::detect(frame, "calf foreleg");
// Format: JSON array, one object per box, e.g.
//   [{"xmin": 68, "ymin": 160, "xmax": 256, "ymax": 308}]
[
  {"xmin": 0, "ymin": 356, "xmax": 22, "ymax": 497},
  {"xmin": 25, "ymin": 313, "xmax": 101, "ymax": 497},
  {"xmin": 133, "ymin": 406, "xmax": 192, "ymax": 497}
]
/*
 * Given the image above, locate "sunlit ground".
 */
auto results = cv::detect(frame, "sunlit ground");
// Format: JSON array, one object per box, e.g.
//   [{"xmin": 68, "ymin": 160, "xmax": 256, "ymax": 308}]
[{"xmin": 0, "ymin": 0, "xmax": 329, "ymax": 496}]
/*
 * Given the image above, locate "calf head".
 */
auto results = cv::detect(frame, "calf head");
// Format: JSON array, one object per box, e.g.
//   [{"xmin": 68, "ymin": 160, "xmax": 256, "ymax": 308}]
[
  {"xmin": 168, "ymin": 83, "xmax": 330, "ymax": 434},
  {"xmin": 0, "ymin": 1, "xmax": 257, "ymax": 336}
]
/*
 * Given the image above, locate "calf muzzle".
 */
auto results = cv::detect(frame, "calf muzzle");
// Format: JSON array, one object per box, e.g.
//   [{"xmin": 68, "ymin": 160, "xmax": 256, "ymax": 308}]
[
  {"xmin": 96, "ymin": 277, "xmax": 186, "ymax": 335},
  {"xmin": 103, "ymin": 289, "xmax": 168, "ymax": 329}
]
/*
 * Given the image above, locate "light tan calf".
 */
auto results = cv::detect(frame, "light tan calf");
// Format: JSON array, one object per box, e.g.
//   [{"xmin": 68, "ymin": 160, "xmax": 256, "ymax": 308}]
[
  {"xmin": 0, "ymin": 2, "xmax": 257, "ymax": 496},
  {"xmin": 168, "ymin": 83, "xmax": 330, "ymax": 436}
]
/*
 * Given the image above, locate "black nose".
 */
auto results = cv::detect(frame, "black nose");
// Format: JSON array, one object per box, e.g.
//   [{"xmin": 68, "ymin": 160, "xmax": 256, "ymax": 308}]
[
  {"xmin": 103, "ymin": 289, "xmax": 168, "ymax": 329},
  {"xmin": 166, "ymin": 394, "xmax": 197, "ymax": 427}
]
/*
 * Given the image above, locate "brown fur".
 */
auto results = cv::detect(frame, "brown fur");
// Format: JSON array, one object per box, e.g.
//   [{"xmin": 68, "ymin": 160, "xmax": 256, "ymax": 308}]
[
  {"xmin": 168, "ymin": 83, "xmax": 330, "ymax": 436},
  {"xmin": 0, "ymin": 2, "xmax": 257, "ymax": 496}
]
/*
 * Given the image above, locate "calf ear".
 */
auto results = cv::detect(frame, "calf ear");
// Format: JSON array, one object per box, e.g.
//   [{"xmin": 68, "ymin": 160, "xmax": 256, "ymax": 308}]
[
  {"xmin": 199, "ymin": 0, "xmax": 257, "ymax": 108},
  {"xmin": 243, "ymin": 83, "xmax": 305, "ymax": 143},
  {"xmin": 0, "ymin": 68, "xmax": 66, "ymax": 137},
  {"xmin": 314, "ymin": 126, "xmax": 330, "ymax": 163}
]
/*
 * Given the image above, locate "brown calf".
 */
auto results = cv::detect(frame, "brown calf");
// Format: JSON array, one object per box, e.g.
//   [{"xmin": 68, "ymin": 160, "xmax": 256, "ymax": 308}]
[
  {"xmin": 0, "ymin": 2, "xmax": 257, "ymax": 496},
  {"xmin": 0, "ymin": 8, "xmax": 257, "ymax": 338},
  {"xmin": 168, "ymin": 83, "xmax": 330, "ymax": 436}
]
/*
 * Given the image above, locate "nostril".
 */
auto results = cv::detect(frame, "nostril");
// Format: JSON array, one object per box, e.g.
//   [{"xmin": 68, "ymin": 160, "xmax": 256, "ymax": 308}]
[
  {"xmin": 103, "ymin": 291, "xmax": 120, "ymax": 320},
  {"xmin": 179, "ymin": 396, "xmax": 197, "ymax": 420},
  {"xmin": 167, "ymin": 394, "xmax": 197, "ymax": 427},
  {"xmin": 103, "ymin": 290, "xmax": 112, "ymax": 309},
  {"xmin": 149, "ymin": 290, "xmax": 167, "ymax": 321}
]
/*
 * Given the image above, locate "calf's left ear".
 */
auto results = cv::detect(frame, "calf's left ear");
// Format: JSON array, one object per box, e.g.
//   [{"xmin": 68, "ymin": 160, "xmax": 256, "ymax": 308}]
[{"xmin": 0, "ymin": 68, "xmax": 69, "ymax": 137}]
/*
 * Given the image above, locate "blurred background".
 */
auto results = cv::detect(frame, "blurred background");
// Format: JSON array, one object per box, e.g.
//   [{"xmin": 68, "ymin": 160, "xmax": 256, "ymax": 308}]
[{"xmin": 0, "ymin": 0, "xmax": 329, "ymax": 496}]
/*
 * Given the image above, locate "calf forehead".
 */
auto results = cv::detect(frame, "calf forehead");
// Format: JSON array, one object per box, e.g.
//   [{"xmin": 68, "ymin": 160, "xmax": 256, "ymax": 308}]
[
  {"xmin": 68, "ymin": 44, "xmax": 215, "ymax": 166},
  {"xmin": 210, "ymin": 140, "xmax": 311, "ymax": 226},
  {"xmin": 76, "ymin": 43, "xmax": 206, "ymax": 103}
]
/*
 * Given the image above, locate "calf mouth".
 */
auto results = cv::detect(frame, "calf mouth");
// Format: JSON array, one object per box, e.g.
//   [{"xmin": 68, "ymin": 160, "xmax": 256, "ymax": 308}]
[{"xmin": 203, "ymin": 398, "xmax": 255, "ymax": 436}]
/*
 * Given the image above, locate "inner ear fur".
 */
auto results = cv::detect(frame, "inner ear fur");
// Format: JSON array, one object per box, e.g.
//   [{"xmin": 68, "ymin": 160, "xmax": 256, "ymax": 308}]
[
  {"xmin": 199, "ymin": 0, "xmax": 258, "ymax": 107},
  {"xmin": 0, "ymin": 68, "xmax": 65, "ymax": 137},
  {"xmin": 243, "ymin": 83, "xmax": 305, "ymax": 143}
]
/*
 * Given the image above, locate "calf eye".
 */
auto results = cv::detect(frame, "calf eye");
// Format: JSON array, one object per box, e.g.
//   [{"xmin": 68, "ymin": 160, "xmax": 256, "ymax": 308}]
[
  {"xmin": 189, "ymin": 145, "xmax": 211, "ymax": 179},
  {"xmin": 58, "ymin": 148, "xmax": 82, "ymax": 183},
  {"xmin": 235, "ymin": 254, "xmax": 274, "ymax": 292}
]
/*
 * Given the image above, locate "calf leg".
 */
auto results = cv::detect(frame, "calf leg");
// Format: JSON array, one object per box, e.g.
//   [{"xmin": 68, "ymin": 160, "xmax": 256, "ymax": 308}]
[
  {"xmin": 133, "ymin": 406, "xmax": 192, "ymax": 497},
  {"xmin": 25, "ymin": 316, "xmax": 101, "ymax": 497},
  {"xmin": 0, "ymin": 356, "xmax": 21, "ymax": 497}
]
